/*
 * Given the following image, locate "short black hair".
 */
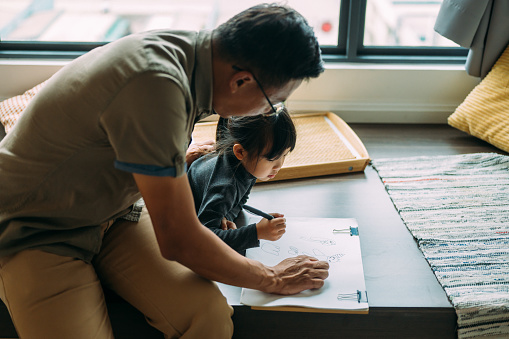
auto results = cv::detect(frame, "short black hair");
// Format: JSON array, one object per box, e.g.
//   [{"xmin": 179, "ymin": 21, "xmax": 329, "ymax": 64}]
[
  {"xmin": 214, "ymin": 3, "xmax": 324, "ymax": 88},
  {"xmin": 215, "ymin": 109, "xmax": 297, "ymax": 162}
]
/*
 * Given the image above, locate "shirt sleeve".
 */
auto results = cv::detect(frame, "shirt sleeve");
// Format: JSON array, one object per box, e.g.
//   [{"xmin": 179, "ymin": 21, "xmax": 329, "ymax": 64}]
[
  {"xmin": 196, "ymin": 174, "xmax": 260, "ymax": 253},
  {"xmin": 100, "ymin": 72, "xmax": 191, "ymax": 177},
  {"xmin": 209, "ymin": 223, "xmax": 260, "ymax": 254}
]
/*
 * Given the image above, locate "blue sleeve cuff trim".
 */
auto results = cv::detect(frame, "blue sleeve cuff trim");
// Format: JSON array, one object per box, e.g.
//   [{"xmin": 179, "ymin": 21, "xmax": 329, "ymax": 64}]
[{"xmin": 115, "ymin": 161, "xmax": 186, "ymax": 177}]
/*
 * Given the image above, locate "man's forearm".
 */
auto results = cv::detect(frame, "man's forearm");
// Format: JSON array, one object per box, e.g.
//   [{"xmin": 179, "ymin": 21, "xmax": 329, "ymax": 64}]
[
  {"xmin": 164, "ymin": 218, "xmax": 274, "ymax": 291},
  {"xmin": 134, "ymin": 172, "xmax": 275, "ymax": 291},
  {"xmin": 134, "ymin": 172, "xmax": 328, "ymax": 295}
]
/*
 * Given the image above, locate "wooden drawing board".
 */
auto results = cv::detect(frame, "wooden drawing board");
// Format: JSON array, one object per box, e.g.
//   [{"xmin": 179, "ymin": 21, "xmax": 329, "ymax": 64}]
[{"xmin": 191, "ymin": 112, "xmax": 370, "ymax": 181}]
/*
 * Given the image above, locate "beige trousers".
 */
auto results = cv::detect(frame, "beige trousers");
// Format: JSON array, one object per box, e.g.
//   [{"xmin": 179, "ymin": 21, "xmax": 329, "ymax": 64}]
[{"xmin": 0, "ymin": 209, "xmax": 233, "ymax": 339}]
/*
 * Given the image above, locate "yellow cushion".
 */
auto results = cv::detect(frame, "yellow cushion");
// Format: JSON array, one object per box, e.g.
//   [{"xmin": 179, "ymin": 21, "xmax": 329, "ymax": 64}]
[
  {"xmin": 0, "ymin": 81, "xmax": 47, "ymax": 134},
  {"xmin": 448, "ymin": 45, "xmax": 509, "ymax": 153}
]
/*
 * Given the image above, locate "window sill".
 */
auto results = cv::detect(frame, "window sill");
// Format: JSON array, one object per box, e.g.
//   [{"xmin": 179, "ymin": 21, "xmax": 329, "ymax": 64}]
[{"xmin": 0, "ymin": 59, "xmax": 478, "ymax": 124}]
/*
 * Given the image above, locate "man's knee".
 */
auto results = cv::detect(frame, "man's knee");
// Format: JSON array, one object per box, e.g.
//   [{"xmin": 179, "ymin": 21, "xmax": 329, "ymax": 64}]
[
  {"xmin": 151, "ymin": 280, "xmax": 234, "ymax": 338},
  {"xmin": 190, "ymin": 290, "xmax": 234, "ymax": 338}
]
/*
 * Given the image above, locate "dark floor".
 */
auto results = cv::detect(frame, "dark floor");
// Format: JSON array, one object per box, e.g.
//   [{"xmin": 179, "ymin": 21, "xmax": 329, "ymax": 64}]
[{"xmin": 0, "ymin": 123, "xmax": 504, "ymax": 338}]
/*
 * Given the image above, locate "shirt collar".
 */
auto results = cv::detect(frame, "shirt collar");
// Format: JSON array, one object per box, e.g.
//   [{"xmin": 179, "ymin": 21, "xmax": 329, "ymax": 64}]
[{"xmin": 193, "ymin": 30, "xmax": 214, "ymax": 121}]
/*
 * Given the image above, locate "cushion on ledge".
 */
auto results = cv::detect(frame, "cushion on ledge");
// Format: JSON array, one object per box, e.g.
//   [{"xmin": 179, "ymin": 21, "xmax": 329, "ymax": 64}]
[
  {"xmin": 0, "ymin": 81, "xmax": 47, "ymax": 134},
  {"xmin": 448, "ymin": 44, "xmax": 509, "ymax": 153}
]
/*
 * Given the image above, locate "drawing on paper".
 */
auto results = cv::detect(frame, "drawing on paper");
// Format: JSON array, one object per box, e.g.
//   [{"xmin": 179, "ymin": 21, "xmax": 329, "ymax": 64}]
[
  {"xmin": 286, "ymin": 246, "xmax": 345, "ymax": 263},
  {"xmin": 300, "ymin": 236, "xmax": 336, "ymax": 246},
  {"xmin": 327, "ymin": 253, "xmax": 345, "ymax": 263},
  {"xmin": 261, "ymin": 243, "xmax": 280, "ymax": 256}
]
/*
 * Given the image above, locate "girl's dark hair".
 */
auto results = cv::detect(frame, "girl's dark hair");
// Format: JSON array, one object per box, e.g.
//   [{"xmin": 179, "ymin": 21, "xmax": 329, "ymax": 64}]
[
  {"xmin": 214, "ymin": 3, "xmax": 324, "ymax": 88},
  {"xmin": 215, "ymin": 109, "xmax": 297, "ymax": 161}
]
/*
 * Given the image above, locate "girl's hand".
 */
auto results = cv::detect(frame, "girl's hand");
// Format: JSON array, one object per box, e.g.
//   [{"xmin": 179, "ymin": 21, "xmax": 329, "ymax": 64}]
[
  {"xmin": 220, "ymin": 217, "xmax": 237, "ymax": 230},
  {"xmin": 256, "ymin": 213, "xmax": 286, "ymax": 241}
]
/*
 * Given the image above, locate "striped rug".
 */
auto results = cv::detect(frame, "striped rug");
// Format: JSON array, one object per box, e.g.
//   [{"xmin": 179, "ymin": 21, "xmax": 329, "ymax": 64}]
[{"xmin": 371, "ymin": 153, "xmax": 509, "ymax": 339}]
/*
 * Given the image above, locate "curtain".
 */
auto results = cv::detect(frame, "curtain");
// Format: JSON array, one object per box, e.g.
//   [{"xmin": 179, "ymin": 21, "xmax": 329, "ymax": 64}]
[{"xmin": 434, "ymin": 0, "xmax": 509, "ymax": 78}]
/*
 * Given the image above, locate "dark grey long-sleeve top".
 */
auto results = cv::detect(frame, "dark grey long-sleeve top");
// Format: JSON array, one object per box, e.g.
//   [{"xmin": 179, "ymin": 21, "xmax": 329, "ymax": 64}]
[{"xmin": 187, "ymin": 151, "xmax": 259, "ymax": 254}]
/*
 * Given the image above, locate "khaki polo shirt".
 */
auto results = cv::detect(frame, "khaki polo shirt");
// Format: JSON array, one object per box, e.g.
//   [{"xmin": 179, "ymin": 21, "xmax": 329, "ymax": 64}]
[{"xmin": 0, "ymin": 30, "xmax": 214, "ymax": 262}]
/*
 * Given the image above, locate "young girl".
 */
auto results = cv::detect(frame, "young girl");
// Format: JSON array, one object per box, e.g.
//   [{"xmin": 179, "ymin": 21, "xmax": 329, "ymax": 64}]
[{"xmin": 187, "ymin": 109, "xmax": 297, "ymax": 254}]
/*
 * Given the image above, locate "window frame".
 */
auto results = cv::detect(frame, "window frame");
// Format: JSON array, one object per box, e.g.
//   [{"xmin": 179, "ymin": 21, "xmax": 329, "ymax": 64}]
[
  {"xmin": 0, "ymin": 0, "xmax": 467, "ymax": 64},
  {"xmin": 321, "ymin": 0, "xmax": 467, "ymax": 64}
]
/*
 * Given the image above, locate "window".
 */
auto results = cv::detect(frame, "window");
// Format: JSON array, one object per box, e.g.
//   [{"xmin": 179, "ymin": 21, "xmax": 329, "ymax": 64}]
[
  {"xmin": 364, "ymin": 0, "xmax": 456, "ymax": 47},
  {"xmin": 0, "ymin": 0, "xmax": 465, "ymax": 63}
]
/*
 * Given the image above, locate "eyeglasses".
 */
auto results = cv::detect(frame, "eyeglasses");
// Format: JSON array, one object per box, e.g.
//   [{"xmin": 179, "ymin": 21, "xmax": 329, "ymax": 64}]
[{"xmin": 233, "ymin": 65, "xmax": 284, "ymax": 115}]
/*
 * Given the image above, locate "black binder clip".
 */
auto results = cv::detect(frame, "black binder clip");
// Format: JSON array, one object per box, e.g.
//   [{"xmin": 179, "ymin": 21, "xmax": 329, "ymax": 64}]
[{"xmin": 337, "ymin": 290, "xmax": 368, "ymax": 303}]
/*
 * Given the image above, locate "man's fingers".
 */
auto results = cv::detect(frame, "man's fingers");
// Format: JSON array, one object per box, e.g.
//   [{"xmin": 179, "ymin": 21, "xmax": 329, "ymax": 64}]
[
  {"xmin": 308, "ymin": 278, "xmax": 326, "ymax": 290},
  {"xmin": 197, "ymin": 140, "xmax": 214, "ymax": 152},
  {"xmin": 298, "ymin": 258, "xmax": 329, "ymax": 277},
  {"xmin": 310, "ymin": 259, "xmax": 330, "ymax": 270},
  {"xmin": 294, "ymin": 256, "xmax": 330, "ymax": 279}
]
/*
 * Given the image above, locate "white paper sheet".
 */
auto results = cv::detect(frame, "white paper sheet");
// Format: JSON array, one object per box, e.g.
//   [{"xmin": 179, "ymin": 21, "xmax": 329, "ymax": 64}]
[{"xmin": 241, "ymin": 217, "xmax": 368, "ymax": 313}]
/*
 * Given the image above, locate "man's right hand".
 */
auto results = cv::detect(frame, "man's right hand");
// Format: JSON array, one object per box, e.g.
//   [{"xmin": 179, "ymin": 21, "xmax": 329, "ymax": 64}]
[{"xmin": 264, "ymin": 255, "xmax": 330, "ymax": 295}]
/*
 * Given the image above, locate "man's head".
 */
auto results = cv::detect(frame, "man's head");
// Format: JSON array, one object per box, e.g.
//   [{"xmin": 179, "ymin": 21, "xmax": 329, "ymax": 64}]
[
  {"xmin": 215, "ymin": 3, "xmax": 324, "ymax": 88},
  {"xmin": 212, "ymin": 3, "xmax": 324, "ymax": 117}
]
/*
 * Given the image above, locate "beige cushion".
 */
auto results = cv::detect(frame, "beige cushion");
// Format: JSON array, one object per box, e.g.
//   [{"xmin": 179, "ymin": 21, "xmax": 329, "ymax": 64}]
[
  {"xmin": 0, "ymin": 81, "xmax": 47, "ymax": 134},
  {"xmin": 448, "ymin": 45, "xmax": 509, "ymax": 153}
]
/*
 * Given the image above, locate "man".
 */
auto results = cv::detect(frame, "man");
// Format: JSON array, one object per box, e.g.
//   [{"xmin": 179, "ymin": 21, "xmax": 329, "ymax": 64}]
[{"xmin": 0, "ymin": 4, "xmax": 328, "ymax": 338}]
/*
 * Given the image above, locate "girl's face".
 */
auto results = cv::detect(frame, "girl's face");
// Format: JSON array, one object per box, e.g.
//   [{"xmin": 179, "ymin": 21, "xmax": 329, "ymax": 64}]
[{"xmin": 241, "ymin": 148, "xmax": 291, "ymax": 181}]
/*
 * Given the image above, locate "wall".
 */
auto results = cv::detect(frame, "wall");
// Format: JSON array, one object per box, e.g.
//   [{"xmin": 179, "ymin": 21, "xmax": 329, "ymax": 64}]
[
  {"xmin": 289, "ymin": 63, "xmax": 479, "ymax": 123},
  {"xmin": 0, "ymin": 60, "xmax": 480, "ymax": 124}
]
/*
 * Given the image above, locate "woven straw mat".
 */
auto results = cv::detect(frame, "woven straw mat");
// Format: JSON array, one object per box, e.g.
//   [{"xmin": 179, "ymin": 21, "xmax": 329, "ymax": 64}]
[{"xmin": 192, "ymin": 116, "xmax": 355, "ymax": 167}]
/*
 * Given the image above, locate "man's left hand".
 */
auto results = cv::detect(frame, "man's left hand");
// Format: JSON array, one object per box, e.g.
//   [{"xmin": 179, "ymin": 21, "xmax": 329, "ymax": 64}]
[{"xmin": 186, "ymin": 140, "xmax": 215, "ymax": 166}]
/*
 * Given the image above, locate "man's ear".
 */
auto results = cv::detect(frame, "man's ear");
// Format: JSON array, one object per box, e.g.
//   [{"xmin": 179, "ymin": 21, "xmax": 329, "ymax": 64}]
[
  {"xmin": 232, "ymin": 143, "xmax": 247, "ymax": 161},
  {"xmin": 229, "ymin": 70, "xmax": 254, "ymax": 93}
]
